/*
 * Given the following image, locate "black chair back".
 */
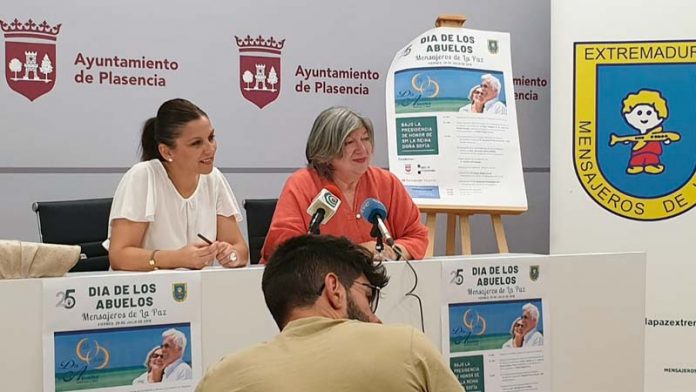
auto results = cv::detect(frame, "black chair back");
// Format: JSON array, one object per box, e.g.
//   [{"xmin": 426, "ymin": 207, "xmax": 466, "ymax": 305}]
[
  {"xmin": 32, "ymin": 198, "xmax": 113, "ymax": 272},
  {"xmin": 243, "ymin": 199, "xmax": 277, "ymax": 264}
]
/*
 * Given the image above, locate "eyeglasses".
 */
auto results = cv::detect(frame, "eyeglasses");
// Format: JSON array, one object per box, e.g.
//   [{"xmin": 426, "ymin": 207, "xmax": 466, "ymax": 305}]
[
  {"xmin": 514, "ymin": 323, "xmax": 524, "ymax": 328},
  {"xmin": 150, "ymin": 353, "xmax": 163, "ymax": 359},
  {"xmin": 316, "ymin": 280, "xmax": 381, "ymax": 313},
  {"xmin": 353, "ymin": 281, "xmax": 381, "ymax": 313},
  {"xmin": 472, "ymin": 91, "xmax": 483, "ymax": 95}
]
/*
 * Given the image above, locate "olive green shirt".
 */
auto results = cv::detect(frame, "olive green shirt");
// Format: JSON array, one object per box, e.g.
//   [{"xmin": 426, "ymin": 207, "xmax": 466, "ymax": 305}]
[{"xmin": 196, "ymin": 317, "xmax": 464, "ymax": 392}]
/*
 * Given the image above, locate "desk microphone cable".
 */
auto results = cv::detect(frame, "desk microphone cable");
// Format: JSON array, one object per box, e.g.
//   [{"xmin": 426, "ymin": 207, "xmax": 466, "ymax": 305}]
[{"xmin": 393, "ymin": 246, "xmax": 425, "ymax": 333}]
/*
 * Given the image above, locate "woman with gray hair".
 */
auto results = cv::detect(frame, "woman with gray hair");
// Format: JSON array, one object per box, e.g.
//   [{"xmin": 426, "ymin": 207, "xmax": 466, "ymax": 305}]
[
  {"xmin": 260, "ymin": 107, "xmax": 428, "ymax": 262},
  {"xmin": 132, "ymin": 346, "xmax": 164, "ymax": 384},
  {"xmin": 459, "ymin": 84, "xmax": 485, "ymax": 113},
  {"xmin": 501, "ymin": 317, "xmax": 525, "ymax": 348}
]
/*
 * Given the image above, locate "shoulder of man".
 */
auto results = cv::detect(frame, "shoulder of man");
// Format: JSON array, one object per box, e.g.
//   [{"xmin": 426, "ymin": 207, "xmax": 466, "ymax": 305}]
[
  {"xmin": 356, "ymin": 323, "xmax": 463, "ymax": 390},
  {"xmin": 196, "ymin": 342, "xmax": 269, "ymax": 391},
  {"xmin": 346, "ymin": 319, "xmax": 413, "ymax": 332},
  {"xmin": 340, "ymin": 321, "xmax": 422, "ymax": 348},
  {"xmin": 406, "ymin": 328, "xmax": 466, "ymax": 391}
]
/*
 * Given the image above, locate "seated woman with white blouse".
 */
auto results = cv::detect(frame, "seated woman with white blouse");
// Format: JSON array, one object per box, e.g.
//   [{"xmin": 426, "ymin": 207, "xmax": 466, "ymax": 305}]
[{"xmin": 106, "ymin": 98, "xmax": 249, "ymax": 271}]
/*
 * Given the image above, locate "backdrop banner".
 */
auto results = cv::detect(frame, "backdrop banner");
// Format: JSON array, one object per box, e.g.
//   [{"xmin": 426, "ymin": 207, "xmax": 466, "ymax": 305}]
[
  {"xmin": 0, "ymin": 0, "xmax": 550, "ymax": 254},
  {"xmin": 551, "ymin": 1, "xmax": 696, "ymax": 391}
]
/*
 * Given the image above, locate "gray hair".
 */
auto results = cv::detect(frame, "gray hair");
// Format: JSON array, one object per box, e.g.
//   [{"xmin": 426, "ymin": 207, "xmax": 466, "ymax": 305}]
[
  {"xmin": 509, "ymin": 316, "xmax": 522, "ymax": 336},
  {"xmin": 468, "ymin": 84, "xmax": 482, "ymax": 100},
  {"xmin": 481, "ymin": 74, "xmax": 501, "ymax": 97},
  {"xmin": 162, "ymin": 328, "xmax": 187, "ymax": 352},
  {"xmin": 305, "ymin": 106, "xmax": 374, "ymax": 179},
  {"xmin": 143, "ymin": 346, "xmax": 161, "ymax": 370},
  {"xmin": 522, "ymin": 303, "xmax": 539, "ymax": 321}
]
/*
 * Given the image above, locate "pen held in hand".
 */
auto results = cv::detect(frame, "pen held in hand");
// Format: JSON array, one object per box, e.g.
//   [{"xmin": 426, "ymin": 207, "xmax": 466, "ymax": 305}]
[
  {"xmin": 197, "ymin": 233, "xmax": 213, "ymax": 245},
  {"xmin": 198, "ymin": 233, "xmax": 238, "ymax": 263}
]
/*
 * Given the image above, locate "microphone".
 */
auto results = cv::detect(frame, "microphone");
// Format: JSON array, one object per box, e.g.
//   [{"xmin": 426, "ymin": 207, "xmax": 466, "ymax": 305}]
[
  {"xmin": 360, "ymin": 198, "xmax": 395, "ymax": 246},
  {"xmin": 306, "ymin": 185, "xmax": 341, "ymax": 234}
]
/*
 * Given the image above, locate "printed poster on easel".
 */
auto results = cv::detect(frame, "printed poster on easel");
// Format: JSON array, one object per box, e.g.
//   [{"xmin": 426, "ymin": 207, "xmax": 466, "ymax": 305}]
[
  {"xmin": 42, "ymin": 271, "xmax": 202, "ymax": 392},
  {"xmin": 442, "ymin": 259, "xmax": 551, "ymax": 392},
  {"xmin": 386, "ymin": 27, "xmax": 527, "ymax": 208}
]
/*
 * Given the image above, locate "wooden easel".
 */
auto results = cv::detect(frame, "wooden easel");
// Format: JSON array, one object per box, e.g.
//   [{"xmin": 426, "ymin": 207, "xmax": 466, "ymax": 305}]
[
  {"xmin": 420, "ymin": 15, "xmax": 527, "ymax": 257},
  {"xmin": 421, "ymin": 205, "xmax": 525, "ymax": 257},
  {"xmin": 435, "ymin": 14, "xmax": 468, "ymax": 28}
]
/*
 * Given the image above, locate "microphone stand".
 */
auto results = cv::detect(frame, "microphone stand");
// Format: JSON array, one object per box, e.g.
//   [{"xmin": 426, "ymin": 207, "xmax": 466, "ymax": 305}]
[
  {"xmin": 370, "ymin": 222, "xmax": 384, "ymax": 254},
  {"xmin": 308, "ymin": 209, "xmax": 325, "ymax": 235}
]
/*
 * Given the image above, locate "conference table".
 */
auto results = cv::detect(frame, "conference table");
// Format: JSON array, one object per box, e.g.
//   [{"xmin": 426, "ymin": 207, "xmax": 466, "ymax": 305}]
[{"xmin": 0, "ymin": 253, "xmax": 645, "ymax": 392}]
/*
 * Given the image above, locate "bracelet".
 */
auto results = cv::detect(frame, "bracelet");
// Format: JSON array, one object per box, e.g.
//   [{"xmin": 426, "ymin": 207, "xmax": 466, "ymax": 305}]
[{"xmin": 148, "ymin": 249, "xmax": 159, "ymax": 271}]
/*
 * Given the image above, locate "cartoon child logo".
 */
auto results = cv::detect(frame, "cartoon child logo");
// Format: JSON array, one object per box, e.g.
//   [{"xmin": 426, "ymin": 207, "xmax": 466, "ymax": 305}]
[
  {"xmin": 609, "ymin": 89, "xmax": 681, "ymax": 175},
  {"xmin": 574, "ymin": 41, "xmax": 696, "ymax": 221}
]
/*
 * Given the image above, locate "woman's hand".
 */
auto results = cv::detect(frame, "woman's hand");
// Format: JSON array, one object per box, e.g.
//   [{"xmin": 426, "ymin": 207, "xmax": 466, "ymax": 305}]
[
  {"xmin": 176, "ymin": 243, "xmax": 219, "ymax": 269},
  {"xmin": 215, "ymin": 241, "xmax": 248, "ymax": 268},
  {"xmin": 359, "ymin": 241, "xmax": 409, "ymax": 261}
]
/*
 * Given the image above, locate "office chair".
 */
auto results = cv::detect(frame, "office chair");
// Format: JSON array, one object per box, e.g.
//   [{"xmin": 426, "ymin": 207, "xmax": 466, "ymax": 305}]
[
  {"xmin": 243, "ymin": 199, "xmax": 277, "ymax": 264},
  {"xmin": 32, "ymin": 198, "xmax": 113, "ymax": 272}
]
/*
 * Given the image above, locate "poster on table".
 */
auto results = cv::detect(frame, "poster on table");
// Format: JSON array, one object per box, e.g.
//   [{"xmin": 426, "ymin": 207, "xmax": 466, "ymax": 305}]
[
  {"xmin": 386, "ymin": 27, "xmax": 527, "ymax": 209},
  {"xmin": 442, "ymin": 260, "xmax": 550, "ymax": 392},
  {"xmin": 43, "ymin": 272, "xmax": 202, "ymax": 392}
]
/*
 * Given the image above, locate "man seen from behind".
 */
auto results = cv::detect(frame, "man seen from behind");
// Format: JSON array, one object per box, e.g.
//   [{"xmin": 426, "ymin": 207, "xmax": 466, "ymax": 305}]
[{"xmin": 196, "ymin": 235, "xmax": 464, "ymax": 391}]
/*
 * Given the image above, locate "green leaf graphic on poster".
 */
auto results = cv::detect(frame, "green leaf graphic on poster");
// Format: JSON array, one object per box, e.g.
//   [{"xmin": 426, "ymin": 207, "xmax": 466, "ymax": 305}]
[
  {"xmin": 450, "ymin": 355, "xmax": 484, "ymax": 392},
  {"xmin": 396, "ymin": 116, "xmax": 438, "ymax": 155}
]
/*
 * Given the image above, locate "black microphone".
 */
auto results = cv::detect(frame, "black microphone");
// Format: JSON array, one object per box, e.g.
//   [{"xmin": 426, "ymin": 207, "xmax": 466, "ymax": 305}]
[
  {"xmin": 360, "ymin": 198, "xmax": 394, "ymax": 246},
  {"xmin": 306, "ymin": 185, "xmax": 341, "ymax": 234}
]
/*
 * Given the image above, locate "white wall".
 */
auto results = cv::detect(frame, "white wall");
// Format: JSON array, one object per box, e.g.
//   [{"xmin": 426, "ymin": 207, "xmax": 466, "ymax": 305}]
[
  {"xmin": 0, "ymin": 0, "xmax": 550, "ymax": 255},
  {"xmin": 550, "ymin": 1, "xmax": 696, "ymax": 390}
]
